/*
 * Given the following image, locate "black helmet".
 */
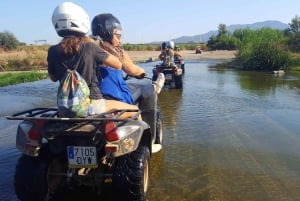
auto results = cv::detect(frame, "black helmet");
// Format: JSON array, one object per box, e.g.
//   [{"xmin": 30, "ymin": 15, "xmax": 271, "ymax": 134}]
[
  {"xmin": 91, "ymin": 13, "xmax": 122, "ymax": 42},
  {"xmin": 161, "ymin": 41, "xmax": 167, "ymax": 50}
]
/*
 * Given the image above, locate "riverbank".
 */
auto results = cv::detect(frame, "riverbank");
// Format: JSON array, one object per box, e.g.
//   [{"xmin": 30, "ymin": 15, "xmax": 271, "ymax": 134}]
[
  {"xmin": 0, "ymin": 49, "xmax": 237, "ymax": 70},
  {"xmin": 0, "ymin": 50, "xmax": 237, "ymax": 74},
  {"xmin": 127, "ymin": 50, "xmax": 237, "ymax": 62},
  {"xmin": 0, "ymin": 50, "xmax": 237, "ymax": 86}
]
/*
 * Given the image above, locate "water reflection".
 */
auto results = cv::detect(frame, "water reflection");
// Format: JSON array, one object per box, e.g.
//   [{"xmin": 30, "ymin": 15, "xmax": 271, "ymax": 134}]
[
  {"xmin": 237, "ymin": 71, "xmax": 291, "ymax": 94},
  {"xmin": 158, "ymin": 89, "xmax": 183, "ymax": 131},
  {"xmin": 0, "ymin": 79, "xmax": 57, "ymax": 116}
]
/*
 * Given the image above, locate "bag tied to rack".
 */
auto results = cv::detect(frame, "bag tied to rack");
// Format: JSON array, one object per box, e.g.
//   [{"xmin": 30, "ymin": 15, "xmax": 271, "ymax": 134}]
[{"xmin": 57, "ymin": 68, "xmax": 90, "ymax": 117}]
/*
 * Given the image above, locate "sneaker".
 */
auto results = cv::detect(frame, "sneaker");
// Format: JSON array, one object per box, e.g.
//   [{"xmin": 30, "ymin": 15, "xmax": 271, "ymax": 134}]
[
  {"xmin": 153, "ymin": 73, "xmax": 165, "ymax": 94},
  {"xmin": 152, "ymin": 144, "xmax": 162, "ymax": 153}
]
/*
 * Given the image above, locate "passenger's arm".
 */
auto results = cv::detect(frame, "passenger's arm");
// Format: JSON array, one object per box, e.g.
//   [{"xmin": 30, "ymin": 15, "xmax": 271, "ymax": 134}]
[
  {"xmin": 48, "ymin": 73, "xmax": 58, "ymax": 82},
  {"xmin": 103, "ymin": 54, "xmax": 122, "ymax": 70},
  {"xmin": 47, "ymin": 49, "xmax": 59, "ymax": 82},
  {"xmin": 175, "ymin": 51, "xmax": 182, "ymax": 57},
  {"xmin": 122, "ymin": 51, "xmax": 145, "ymax": 76},
  {"xmin": 159, "ymin": 52, "xmax": 165, "ymax": 60}
]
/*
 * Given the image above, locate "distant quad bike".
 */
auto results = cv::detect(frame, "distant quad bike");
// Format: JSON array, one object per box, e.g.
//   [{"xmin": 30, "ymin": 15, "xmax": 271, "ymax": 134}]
[
  {"xmin": 195, "ymin": 47, "xmax": 202, "ymax": 54},
  {"xmin": 7, "ymin": 82, "xmax": 163, "ymax": 201},
  {"xmin": 152, "ymin": 55, "xmax": 183, "ymax": 89}
]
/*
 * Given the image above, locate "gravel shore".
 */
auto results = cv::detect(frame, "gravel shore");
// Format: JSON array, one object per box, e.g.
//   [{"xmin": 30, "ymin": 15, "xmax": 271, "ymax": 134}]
[{"xmin": 127, "ymin": 50, "xmax": 237, "ymax": 62}]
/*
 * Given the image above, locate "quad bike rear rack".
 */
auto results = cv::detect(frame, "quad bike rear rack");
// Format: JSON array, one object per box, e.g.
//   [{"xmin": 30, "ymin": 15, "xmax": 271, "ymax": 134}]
[{"xmin": 6, "ymin": 107, "xmax": 141, "ymax": 122}]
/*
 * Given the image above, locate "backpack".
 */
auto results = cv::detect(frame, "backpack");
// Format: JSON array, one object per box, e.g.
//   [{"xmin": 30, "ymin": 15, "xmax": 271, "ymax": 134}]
[{"xmin": 57, "ymin": 62, "xmax": 90, "ymax": 118}]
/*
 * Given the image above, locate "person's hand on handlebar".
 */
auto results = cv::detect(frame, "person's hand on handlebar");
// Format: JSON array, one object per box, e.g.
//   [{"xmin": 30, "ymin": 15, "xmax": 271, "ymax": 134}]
[{"xmin": 134, "ymin": 73, "xmax": 146, "ymax": 79}]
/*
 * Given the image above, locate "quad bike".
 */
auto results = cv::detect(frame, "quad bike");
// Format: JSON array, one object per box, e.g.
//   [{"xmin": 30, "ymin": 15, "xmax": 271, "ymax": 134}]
[
  {"xmin": 152, "ymin": 60, "xmax": 183, "ymax": 89},
  {"xmin": 7, "ymin": 80, "xmax": 163, "ymax": 201},
  {"xmin": 195, "ymin": 47, "xmax": 202, "ymax": 54}
]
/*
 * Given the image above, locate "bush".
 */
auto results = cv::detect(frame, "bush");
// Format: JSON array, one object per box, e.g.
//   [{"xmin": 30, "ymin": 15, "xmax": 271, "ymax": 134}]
[
  {"xmin": 237, "ymin": 28, "xmax": 291, "ymax": 71},
  {"xmin": 0, "ymin": 31, "xmax": 20, "ymax": 50}
]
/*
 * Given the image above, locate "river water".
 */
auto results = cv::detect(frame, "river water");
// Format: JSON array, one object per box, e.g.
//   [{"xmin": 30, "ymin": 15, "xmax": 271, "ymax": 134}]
[{"xmin": 1, "ymin": 59, "xmax": 300, "ymax": 201}]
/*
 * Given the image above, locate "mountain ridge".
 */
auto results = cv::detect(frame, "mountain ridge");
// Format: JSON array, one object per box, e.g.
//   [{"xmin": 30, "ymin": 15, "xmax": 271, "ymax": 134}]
[{"xmin": 166, "ymin": 20, "xmax": 289, "ymax": 44}]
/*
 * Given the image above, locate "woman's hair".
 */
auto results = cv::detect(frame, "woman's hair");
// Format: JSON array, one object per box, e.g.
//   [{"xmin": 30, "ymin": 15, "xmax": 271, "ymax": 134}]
[{"xmin": 61, "ymin": 36, "xmax": 94, "ymax": 55}]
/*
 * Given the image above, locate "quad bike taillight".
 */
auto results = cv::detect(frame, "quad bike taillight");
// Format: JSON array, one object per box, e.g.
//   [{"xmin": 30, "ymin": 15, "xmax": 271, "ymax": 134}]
[
  {"xmin": 16, "ymin": 120, "xmax": 45, "ymax": 157},
  {"xmin": 28, "ymin": 120, "xmax": 45, "ymax": 140},
  {"xmin": 104, "ymin": 121, "xmax": 119, "ymax": 141},
  {"xmin": 104, "ymin": 121, "xmax": 145, "ymax": 157}
]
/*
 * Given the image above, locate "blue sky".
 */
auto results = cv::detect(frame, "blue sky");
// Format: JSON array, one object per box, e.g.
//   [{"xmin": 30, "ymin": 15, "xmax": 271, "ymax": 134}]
[{"xmin": 1, "ymin": 0, "xmax": 299, "ymax": 45}]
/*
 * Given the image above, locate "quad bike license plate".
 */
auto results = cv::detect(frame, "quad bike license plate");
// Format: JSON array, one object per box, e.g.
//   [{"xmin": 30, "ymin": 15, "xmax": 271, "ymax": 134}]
[
  {"xmin": 165, "ymin": 74, "xmax": 172, "ymax": 80},
  {"xmin": 67, "ymin": 146, "xmax": 98, "ymax": 168}
]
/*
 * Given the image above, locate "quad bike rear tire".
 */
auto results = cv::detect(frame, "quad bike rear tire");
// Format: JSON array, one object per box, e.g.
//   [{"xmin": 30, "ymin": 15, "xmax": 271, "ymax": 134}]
[
  {"xmin": 113, "ymin": 146, "xmax": 150, "ymax": 201},
  {"xmin": 14, "ymin": 155, "xmax": 48, "ymax": 201}
]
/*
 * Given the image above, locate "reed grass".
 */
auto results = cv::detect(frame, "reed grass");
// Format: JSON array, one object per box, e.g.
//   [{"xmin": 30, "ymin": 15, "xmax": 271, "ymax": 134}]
[{"xmin": 0, "ymin": 71, "xmax": 48, "ymax": 87}]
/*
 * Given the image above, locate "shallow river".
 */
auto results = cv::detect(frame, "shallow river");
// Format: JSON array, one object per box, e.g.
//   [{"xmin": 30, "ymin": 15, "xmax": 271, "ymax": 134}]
[{"xmin": 1, "ymin": 59, "xmax": 300, "ymax": 201}]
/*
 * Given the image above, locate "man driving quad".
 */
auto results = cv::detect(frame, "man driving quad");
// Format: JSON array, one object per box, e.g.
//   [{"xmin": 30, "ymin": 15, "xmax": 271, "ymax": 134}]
[{"xmin": 158, "ymin": 40, "xmax": 182, "ymax": 67}]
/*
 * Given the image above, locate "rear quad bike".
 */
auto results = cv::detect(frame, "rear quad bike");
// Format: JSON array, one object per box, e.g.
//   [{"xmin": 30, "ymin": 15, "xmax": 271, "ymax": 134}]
[
  {"xmin": 7, "ymin": 97, "xmax": 163, "ymax": 201},
  {"xmin": 152, "ymin": 62, "xmax": 183, "ymax": 89}
]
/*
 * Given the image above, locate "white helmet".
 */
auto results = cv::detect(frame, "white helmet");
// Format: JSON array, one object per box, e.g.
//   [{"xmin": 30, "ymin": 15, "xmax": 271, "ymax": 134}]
[
  {"xmin": 52, "ymin": 2, "xmax": 90, "ymax": 37},
  {"xmin": 167, "ymin": 41, "xmax": 175, "ymax": 49}
]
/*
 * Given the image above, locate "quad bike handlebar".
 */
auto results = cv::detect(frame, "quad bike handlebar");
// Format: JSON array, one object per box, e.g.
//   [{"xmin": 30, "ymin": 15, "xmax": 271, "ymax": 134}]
[{"xmin": 124, "ymin": 74, "xmax": 152, "ymax": 81}]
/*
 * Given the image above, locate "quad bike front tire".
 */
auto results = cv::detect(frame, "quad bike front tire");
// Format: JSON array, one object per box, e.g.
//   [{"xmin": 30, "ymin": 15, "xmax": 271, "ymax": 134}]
[
  {"xmin": 181, "ymin": 64, "xmax": 185, "ymax": 74},
  {"xmin": 155, "ymin": 111, "xmax": 163, "ymax": 145},
  {"xmin": 14, "ymin": 155, "xmax": 48, "ymax": 201},
  {"xmin": 152, "ymin": 68, "xmax": 158, "ymax": 81},
  {"xmin": 113, "ymin": 146, "xmax": 150, "ymax": 201}
]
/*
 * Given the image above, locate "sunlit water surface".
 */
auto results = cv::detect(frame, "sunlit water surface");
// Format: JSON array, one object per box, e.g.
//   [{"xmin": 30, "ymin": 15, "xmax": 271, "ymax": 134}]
[{"xmin": 1, "ymin": 59, "xmax": 300, "ymax": 201}]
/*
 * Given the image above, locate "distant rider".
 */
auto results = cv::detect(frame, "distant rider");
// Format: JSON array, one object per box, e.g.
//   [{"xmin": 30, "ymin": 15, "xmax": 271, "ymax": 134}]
[{"xmin": 159, "ymin": 41, "xmax": 182, "ymax": 67}]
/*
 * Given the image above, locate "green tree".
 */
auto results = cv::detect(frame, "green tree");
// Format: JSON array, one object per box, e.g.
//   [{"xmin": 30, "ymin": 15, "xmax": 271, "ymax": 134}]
[
  {"xmin": 207, "ymin": 24, "xmax": 239, "ymax": 50},
  {"xmin": 217, "ymin": 24, "xmax": 228, "ymax": 37},
  {"xmin": 0, "ymin": 31, "xmax": 20, "ymax": 50},
  {"xmin": 285, "ymin": 15, "xmax": 300, "ymax": 52},
  {"xmin": 232, "ymin": 28, "xmax": 253, "ymax": 43},
  {"xmin": 289, "ymin": 15, "xmax": 300, "ymax": 33},
  {"xmin": 207, "ymin": 35, "xmax": 217, "ymax": 50}
]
